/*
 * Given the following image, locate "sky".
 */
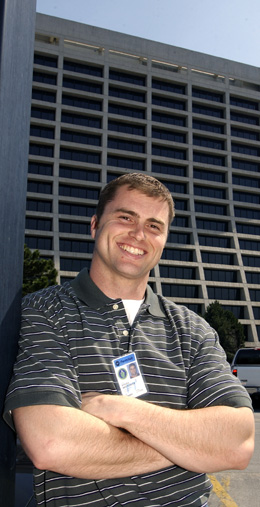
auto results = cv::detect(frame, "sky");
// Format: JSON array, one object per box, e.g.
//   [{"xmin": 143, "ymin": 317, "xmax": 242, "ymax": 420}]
[{"xmin": 36, "ymin": 0, "xmax": 260, "ymax": 68}]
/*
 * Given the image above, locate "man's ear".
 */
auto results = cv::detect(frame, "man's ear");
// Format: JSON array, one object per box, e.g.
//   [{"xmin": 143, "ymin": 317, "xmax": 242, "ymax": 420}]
[{"xmin": 90, "ymin": 215, "xmax": 98, "ymax": 238}]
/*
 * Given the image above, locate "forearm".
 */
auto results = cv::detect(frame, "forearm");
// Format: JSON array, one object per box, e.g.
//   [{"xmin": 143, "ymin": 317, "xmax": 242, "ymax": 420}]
[
  {"xmin": 13, "ymin": 404, "xmax": 172, "ymax": 479},
  {"xmin": 83, "ymin": 395, "xmax": 255, "ymax": 473},
  {"xmin": 122, "ymin": 402, "xmax": 255, "ymax": 473}
]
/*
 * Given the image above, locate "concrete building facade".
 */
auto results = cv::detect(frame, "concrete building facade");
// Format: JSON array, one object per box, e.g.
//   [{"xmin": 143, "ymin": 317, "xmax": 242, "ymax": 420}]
[{"xmin": 26, "ymin": 13, "xmax": 260, "ymax": 344}]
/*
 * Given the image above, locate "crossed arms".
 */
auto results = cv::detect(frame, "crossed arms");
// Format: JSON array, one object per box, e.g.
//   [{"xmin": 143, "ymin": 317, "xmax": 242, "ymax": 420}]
[{"xmin": 13, "ymin": 393, "xmax": 255, "ymax": 479}]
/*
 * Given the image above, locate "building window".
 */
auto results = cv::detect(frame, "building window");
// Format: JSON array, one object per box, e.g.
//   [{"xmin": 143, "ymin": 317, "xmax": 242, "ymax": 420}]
[
  {"xmin": 108, "ymin": 103, "xmax": 145, "ymax": 118},
  {"xmin": 63, "ymin": 59, "xmax": 103, "ymax": 77},
  {"xmin": 30, "ymin": 125, "xmax": 55, "ymax": 139},
  {"xmin": 246, "ymin": 272, "xmax": 260, "ymax": 284},
  {"xmin": 230, "ymin": 96, "xmax": 258, "ymax": 110},
  {"xmin": 32, "ymin": 89, "xmax": 56, "ymax": 103},
  {"xmin": 152, "ymin": 79, "xmax": 185, "ymax": 94},
  {"xmin": 107, "ymin": 155, "xmax": 145, "ymax": 171},
  {"xmin": 26, "ymin": 218, "xmax": 52, "ymax": 231},
  {"xmin": 60, "ymin": 257, "xmax": 91, "ymax": 272},
  {"xmin": 26, "ymin": 199, "xmax": 52, "ymax": 213},
  {"xmin": 230, "ymin": 111, "xmax": 258, "ymax": 125},
  {"xmin": 109, "ymin": 69, "xmax": 145, "ymax": 86},
  {"xmin": 167, "ymin": 232, "xmax": 190, "ymax": 244},
  {"xmin": 199, "ymin": 235, "xmax": 230, "ymax": 248},
  {"xmin": 152, "ymin": 95, "xmax": 185, "ymax": 110},
  {"xmin": 59, "ymin": 166, "xmax": 100, "ymax": 182},
  {"xmin": 232, "ymin": 175, "xmax": 260, "ymax": 188},
  {"xmin": 195, "ymin": 202, "xmax": 227, "ymax": 215},
  {"xmin": 109, "ymin": 86, "xmax": 145, "ymax": 102},
  {"xmin": 60, "ymin": 148, "xmax": 101, "ymax": 164},
  {"xmin": 161, "ymin": 248, "xmax": 193, "ymax": 261},
  {"xmin": 34, "ymin": 53, "xmax": 57, "ymax": 67},
  {"xmin": 207, "ymin": 287, "xmax": 241, "ymax": 300},
  {"xmin": 235, "ymin": 207, "xmax": 260, "ymax": 220},
  {"xmin": 233, "ymin": 191, "xmax": 260, "ymax": 204},
  {"xmin": 232, "ymin": 143, "xmax": 260, "ymax": 157},
  {"xmin": 249, "ymin": 289, "xmax": 260, "ymax": 301},
  {"xmin": 201, "ymin": 252, "xmax": 234, "ymax": 264},
  {"xmin": 192, "ymin": 88, "xmax": 223, "ymax": 102},
  {"xmin": 253, "ymin": 307, "xmax": 260, "ymax": 319},
  {"xmin": 152, "ymin": 145, "xmax": 186, "ymax": 160},
  {"xmin": 174, "ymin": 199, "xmax": 188, "ymax": 211},
  {"xmin": 28, "ymin": 162, "xmax": 53, "ymax": 176},
  {"xmin": 151, "ymin": 162, "xmax": 186, "ymax": 176},
  {"xmin": 59, "ymin": 221, "xmax": 90, "ymax": 235},
  {"xmin": 193, "ymin": 168, "xmax": 225, "ymax": 182},
  {"xmin": 162, "ymin": 284, "xmax": 199, "ymax": 298},
  {"xmin": 223, "ymin": 305, "xmax": 245, "ymax": 319},
  {"xmin": 152, "ymin": 128, "xmax": 186, "ymax": 143},
  {"xmin": 152, "ymin": 111, "xmax": 185, "ymax": 127},
  {"xmin": 31, "ymin": 107, "xmax": 56, "ymax": 121},
  {"xmin": 193, "ymin": 119, "xmax": 224, "ymax": 134},
  {"xmin": 107, "ymin": 138, "xmax": 145, "ymax": 153},
  {"xmin": 192, "ymin": 104, "xmax": 223, "ymax": 118},
  {"xmin": 193, "ymin": 136, "xmax": 225, "ymax": 150},
  {"xmin": 60, "ymin": 239, "xmax": 94, "ymax": 253},
  {"xmin": 242, "ymin": 255, "xmax": 260, "ymax": 267},
  {"xmin": 27, "ymin": 181, "xmax": 52, "ymax": 194},
  {"xmin": 237, "ymin": 223, "xmax": 260, "ymax": 236},
  {"xmin": 204, "ymin": 269, "xmax": 237, "ymax": 282},
  {"xmin": 25, "ymin": 236, "xmax": 53, "ymax": 250},
  {"xmin": 59, "ymin": 185, "xmax": 99, "ymax": 200},
  {"xmin": 63, "ymin": 77, "xmax": 102, "ymax": 94},
  {"xmin": 196, "ymin": 218, "xmax": 228, "ymax": 231},
  {"xmin": 59, "ymin": 203, "xmax": 96, "ymax": 217},
  {"xmin": 160, "ymin": 265, "xmax": 195, "ymax": 281},
  {"xmin": 62, "ymin": 94, "xmax": 102, "ymax": 111},
  {"xmin": 232, "ymin": 159, "xmax": 259, "ymax": 172},
  {"xmin": 33, "ymin": 71, "xmax": 57, "ymax": 85},
  {"xmin": 60, "ymin": 130, "xmax": 101, "ymax": 147},
  {"xmin": 108, "ymin": 120, "xmax": 145, "ymax": 136},
  {"xmin": 29, "ymin": 143, "xmax": 54, "ymax": 157},
  {"xmin": 231, "ymin": 127, "xmax": 259, "ymax": 141},
  {"xmin": 239, "ymin": 239, "xmax": 260, "ymax": 251},
  {"xmin": 61, "ymin": 112, "xmax": 101, "ymax": 129},
  {"xmin": 173, "ymin": 216, "xmax": 189, "ymax": 228},
  {"xmin": 193, "ymin": 152, "xmax": 225, "ymax": 166},
  {"xmin": 194, "ymin": 185, "xmax": 226, "ymax": 199}
]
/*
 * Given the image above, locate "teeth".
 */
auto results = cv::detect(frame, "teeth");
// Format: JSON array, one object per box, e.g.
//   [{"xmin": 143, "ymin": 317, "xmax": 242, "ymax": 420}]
[{"xmin": 120, "ymin": 244, "xmax": 144, "ymax": 256}]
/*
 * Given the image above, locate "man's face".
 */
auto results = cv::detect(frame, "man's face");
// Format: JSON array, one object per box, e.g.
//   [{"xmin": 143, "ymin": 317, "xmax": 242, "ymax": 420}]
[{"xmin": 90, "ymin": 185, "xmax": 169, "ymax": 284}]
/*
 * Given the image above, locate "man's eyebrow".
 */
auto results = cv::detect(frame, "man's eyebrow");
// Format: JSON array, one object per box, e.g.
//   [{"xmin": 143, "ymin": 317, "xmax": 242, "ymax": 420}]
[{"xmin": 114, "ymin": 208, "xmax": 166, "ymax": 227}]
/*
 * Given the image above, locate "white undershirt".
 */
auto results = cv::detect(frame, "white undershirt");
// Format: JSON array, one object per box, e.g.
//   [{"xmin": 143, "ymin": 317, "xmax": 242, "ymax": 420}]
[{"xmin": 122, "ymin": 299, "xmax": 144, "ymax": 326}]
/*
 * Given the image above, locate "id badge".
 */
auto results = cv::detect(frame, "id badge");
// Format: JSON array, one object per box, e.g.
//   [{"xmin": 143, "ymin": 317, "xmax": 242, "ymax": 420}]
[{"xmin": 112, "ymin": 352, "xmax": 148, "ymax": 397}]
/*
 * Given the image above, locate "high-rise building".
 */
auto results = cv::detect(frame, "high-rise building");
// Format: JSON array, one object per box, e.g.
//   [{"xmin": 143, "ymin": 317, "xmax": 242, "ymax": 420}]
[{"xmin": 27, "ymin": 13, "xmax": 260, "ymax": 344}]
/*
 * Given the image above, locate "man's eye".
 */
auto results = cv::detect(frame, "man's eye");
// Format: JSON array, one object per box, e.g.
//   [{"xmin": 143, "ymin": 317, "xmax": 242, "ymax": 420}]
[{"xmin": 120, "ymin": 215, "xmax": 131, "ymax": 221}]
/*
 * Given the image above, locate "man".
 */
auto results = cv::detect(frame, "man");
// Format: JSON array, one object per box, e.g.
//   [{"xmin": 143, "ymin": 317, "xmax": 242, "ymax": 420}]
[{"xmin": 4, "ymin": 173, "xmax": 254, "ymax": 506}]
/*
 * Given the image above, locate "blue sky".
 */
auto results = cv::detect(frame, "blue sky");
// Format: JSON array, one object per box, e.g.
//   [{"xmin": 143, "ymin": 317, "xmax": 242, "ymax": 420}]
[{"xmin": 36, "ymin": 0, "xmax": 260, "ymax": 67}]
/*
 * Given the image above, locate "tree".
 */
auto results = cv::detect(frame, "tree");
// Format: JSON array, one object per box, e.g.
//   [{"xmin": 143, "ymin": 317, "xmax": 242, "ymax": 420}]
[
  {"xmin": 23, "ymin": 244, "xmax": 58, "ymax": 296},
  {"xmin": 203, "ymin": 301, "xmax": 245, "ymax": 363}
]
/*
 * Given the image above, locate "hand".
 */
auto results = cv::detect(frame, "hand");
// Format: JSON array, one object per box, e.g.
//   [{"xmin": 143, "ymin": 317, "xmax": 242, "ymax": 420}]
[{"xmin": 81, "ymin": 392, "xmax": 139, "ymax": 428}]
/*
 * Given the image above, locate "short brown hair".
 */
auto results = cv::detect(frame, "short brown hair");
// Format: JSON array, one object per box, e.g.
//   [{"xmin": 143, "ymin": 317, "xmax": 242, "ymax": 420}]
[{"xmin": 95, "ymin": 173, "xmax": 175, "ymax": 226}]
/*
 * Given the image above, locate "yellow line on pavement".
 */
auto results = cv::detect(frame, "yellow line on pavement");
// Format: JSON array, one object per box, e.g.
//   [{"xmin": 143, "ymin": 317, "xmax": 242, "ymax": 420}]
[{"xmin": 208, "ymin": 475, "xmax": 239, "ymax": 507}]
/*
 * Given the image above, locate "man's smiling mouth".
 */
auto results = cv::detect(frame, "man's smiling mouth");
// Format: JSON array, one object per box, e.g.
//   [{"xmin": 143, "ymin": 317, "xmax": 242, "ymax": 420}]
[{"xmin": 119, "ymin": 244, "xmax": 145, "ymax": 256}]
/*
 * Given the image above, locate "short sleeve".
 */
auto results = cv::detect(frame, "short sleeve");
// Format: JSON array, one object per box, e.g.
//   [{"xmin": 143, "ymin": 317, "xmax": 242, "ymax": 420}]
[
  {"xmin": 187, "ymin": 323, "xmax": 252, "ymax": 410},
  {"xmin": 4, "ymin": 291, "xmax": 81, "ymax": 429}
]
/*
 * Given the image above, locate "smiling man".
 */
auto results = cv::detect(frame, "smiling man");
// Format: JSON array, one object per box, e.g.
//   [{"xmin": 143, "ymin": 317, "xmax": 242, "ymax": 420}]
[{"xmin": 4, "ymin": 173, "xmax": 254, "ymax": 507}]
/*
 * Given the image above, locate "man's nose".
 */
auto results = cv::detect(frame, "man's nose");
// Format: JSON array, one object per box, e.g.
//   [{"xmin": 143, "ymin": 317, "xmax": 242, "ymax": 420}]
[{"xmin": 129, "ymin": 223, "xmax": 146, "ymax": 241}]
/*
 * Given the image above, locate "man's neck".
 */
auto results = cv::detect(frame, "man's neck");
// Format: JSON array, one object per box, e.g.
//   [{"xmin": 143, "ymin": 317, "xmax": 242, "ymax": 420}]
[{"xmin": 89, "ymin": 266, "xmax": 148, "ymax": 300}]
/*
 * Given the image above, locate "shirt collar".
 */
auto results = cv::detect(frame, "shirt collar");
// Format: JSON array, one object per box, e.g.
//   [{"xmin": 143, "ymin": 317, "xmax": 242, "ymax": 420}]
[{"xmin": 70, "ymin": 268, "xmax": 166, "ymax": 318}]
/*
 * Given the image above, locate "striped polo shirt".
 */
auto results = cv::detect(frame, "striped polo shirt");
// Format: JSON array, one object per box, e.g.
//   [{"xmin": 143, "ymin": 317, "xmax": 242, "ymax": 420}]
[{"xmin": 4, "ymin": 268, "xmax": 252, "ymax": 507}]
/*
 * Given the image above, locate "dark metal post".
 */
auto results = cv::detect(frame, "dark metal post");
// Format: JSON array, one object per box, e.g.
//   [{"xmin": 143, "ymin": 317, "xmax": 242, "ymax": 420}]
[{"xmin": 0, "ymin": 1, "xmax": 36, "ymax": 505}]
